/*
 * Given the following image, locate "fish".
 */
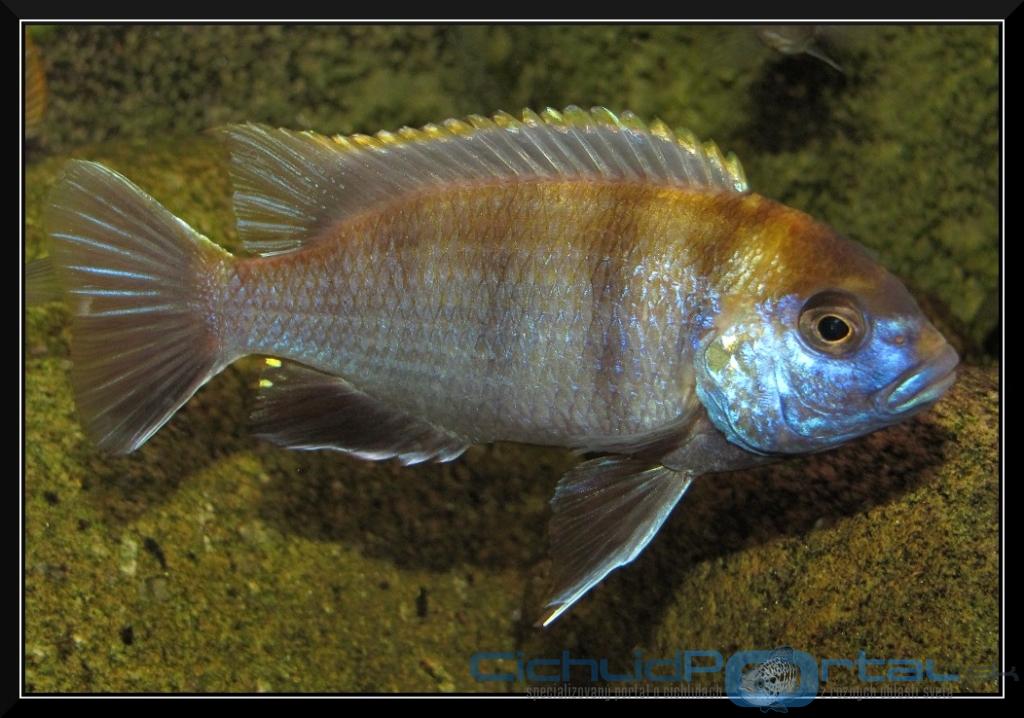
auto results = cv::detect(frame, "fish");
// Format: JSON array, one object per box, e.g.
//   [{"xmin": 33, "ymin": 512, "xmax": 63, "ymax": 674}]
[
  {"xmin": 737, "ymin": 647, "xmax": 803, "ymax": 712},
  {"xmin": 756, "ymin": 25, "xmax": 844, "ymax": 73},
  {"xmin": 30, "ymin": 106, "xmax": 959, "ymax": 626}
]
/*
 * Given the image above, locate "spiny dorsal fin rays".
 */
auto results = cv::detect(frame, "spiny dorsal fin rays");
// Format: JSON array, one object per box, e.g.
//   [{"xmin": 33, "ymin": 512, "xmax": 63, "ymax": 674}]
[{"xmin": 219, "ymin": 106, "xmax": 749, "ymax": 257}]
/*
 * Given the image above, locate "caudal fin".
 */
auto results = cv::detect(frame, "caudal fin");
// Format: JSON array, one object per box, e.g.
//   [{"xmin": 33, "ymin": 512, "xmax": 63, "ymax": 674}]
[{"xmin": 45, "ymin": 160, "xmax": 235, "ymax": 453}]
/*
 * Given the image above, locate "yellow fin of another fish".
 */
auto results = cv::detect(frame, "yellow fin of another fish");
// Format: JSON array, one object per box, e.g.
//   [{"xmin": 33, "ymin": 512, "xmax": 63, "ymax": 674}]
[
  {"xmin": 25, "ymin": 33, "xmax": 47, "ymax": 139},
  {"xmin": 219, "ymin": 107, "xmax": 749, "ymax": 256},
  {"xmin": 252, "ymin": 359, "xmax": 470, "ymax": 465}
]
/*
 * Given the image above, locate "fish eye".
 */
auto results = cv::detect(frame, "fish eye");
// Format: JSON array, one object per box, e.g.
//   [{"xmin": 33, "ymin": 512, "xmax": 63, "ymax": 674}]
[
  {"xmin": 798, "ymin": 290, "xmax": 866, "ymax": 356},
  {"xmin": 817, "ymin": 315, "xmax": 850, "ymax": 342}
]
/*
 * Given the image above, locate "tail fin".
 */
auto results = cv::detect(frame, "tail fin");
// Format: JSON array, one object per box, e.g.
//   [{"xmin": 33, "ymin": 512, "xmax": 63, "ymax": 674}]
[{"xmin": 45, "ymin": 160, "xmax": 235, "ymax": 454}]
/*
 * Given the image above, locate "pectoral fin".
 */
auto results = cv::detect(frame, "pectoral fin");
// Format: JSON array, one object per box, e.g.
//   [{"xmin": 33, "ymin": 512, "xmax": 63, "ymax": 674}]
[{"xmin": 538, "ymin": 456, "xmax": 694, "ymax": 627}]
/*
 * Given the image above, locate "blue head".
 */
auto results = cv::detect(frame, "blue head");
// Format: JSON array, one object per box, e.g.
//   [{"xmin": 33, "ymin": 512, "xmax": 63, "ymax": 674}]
[{"xmin": 694, "ymin": 241, "xmax": 959, "ymax": 456}]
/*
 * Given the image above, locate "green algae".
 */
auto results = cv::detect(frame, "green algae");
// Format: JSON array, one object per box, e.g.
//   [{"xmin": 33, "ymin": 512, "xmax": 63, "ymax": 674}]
[{"xmin": 25, "ymin": 25, "xmax": 999, "ymax": 693}]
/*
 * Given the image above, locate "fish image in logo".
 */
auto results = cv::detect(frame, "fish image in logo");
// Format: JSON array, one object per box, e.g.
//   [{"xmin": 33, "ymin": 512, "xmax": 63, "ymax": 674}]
[
  {"xmin": 727, "ymin": 648, "xmax": 817, "ymax": 711},
  {"xmin": 739, "ymin": 648, "xmax": 801, "ymax": 712}
]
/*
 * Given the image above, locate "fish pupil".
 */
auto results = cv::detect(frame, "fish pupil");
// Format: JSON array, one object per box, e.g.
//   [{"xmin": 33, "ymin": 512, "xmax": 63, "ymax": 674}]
[{"xmin": 818, "ymin": 315, "xmax": 850, "ymax": 342}]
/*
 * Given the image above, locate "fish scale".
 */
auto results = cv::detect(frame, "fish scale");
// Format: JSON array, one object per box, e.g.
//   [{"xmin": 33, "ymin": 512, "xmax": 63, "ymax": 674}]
[{"xmin": 222, "ymin": 183, "xmax": 693, "ymax": 443}]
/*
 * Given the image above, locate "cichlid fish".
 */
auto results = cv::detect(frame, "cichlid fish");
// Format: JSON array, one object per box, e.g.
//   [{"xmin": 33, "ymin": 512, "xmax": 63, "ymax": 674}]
[
  {"xmin": 34, "ymin": 107, "xmax": 958, "ymax": 626},
  {"xmin": 756, "ymin": 25, "xmax": 844, "ymax": 73}
]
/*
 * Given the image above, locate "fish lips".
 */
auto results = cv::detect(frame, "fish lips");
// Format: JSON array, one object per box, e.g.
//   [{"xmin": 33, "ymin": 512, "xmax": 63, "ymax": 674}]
[{"xmin": 878, "ymin": 344, "xmax": 960, "ymax": 416}]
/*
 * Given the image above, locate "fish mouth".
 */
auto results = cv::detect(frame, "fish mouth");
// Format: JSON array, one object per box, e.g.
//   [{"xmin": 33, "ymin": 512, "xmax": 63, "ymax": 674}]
[{"xmin": 879, "ymin": 344, "xmax": 960, "ymax": 415}]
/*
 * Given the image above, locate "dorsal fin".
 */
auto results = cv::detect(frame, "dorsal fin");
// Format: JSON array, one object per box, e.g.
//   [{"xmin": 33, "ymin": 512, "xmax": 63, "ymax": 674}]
[{"xmin": 219, "ymin": 106, "xmax": 749, "ymax": 256}]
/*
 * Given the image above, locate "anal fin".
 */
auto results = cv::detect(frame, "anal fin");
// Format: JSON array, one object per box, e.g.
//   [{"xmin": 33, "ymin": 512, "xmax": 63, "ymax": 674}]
[
  {"xmin": 538, "ymin": 456, "xmax": 694, "ymax": 626},
  {"xmin": 252, "ymin": 359, "xmax": 470, "ymax": 465}
]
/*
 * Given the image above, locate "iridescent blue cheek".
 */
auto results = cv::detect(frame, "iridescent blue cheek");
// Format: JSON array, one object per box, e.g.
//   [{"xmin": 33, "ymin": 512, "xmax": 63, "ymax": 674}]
[
  {"xmin": 770, "ymin": 315, "xmax": 926, "ymax": 450},
  {"xmin": 695, "ymin": 298, "xmax": 930, "ymax": 456}
]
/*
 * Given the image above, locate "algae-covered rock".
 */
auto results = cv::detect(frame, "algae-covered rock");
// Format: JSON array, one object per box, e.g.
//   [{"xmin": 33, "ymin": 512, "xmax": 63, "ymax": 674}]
[{"xmin": 25, "ymin": 25, "xmax": 999, "ymax": 693}]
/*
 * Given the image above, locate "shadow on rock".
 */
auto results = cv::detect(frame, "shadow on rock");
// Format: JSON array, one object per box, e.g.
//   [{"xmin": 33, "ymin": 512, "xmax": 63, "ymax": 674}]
[
  {"xmin": 81, "ymin": 364, "xmax": 254, "ymax": 525},
  {"xmin": 741, "ymin": 54, "xmax": 858, "ymax": 155},
  {"xmin": 255, "ymin": 439, "xmax": 568, "ymax": 573}
]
